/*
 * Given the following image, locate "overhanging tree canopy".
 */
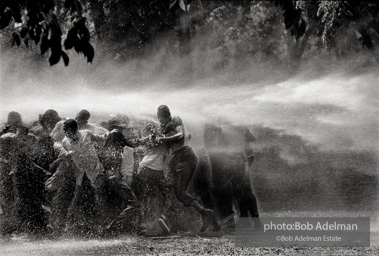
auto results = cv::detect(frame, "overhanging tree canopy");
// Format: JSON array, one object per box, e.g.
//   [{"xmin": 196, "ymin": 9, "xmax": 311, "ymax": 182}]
[{"xmin": 1, "ymin": 0, "xmax": 377, "ymax": 66}]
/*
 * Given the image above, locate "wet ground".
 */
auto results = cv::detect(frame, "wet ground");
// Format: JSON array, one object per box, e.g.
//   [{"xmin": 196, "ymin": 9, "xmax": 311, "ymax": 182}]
[
  {"xmin": 1, "ymin": 232, "xmax": 378, "ymax": 256},
  {"xmin": 1, "ymin": 212, "xmax": 378, "ymax": 256}
]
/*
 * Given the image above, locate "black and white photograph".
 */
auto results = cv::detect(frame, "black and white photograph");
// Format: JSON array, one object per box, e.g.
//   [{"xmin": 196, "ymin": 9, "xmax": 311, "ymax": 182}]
[{"xmin": 0, "ymin": 0, "xmax": 378, "ymax": 255}]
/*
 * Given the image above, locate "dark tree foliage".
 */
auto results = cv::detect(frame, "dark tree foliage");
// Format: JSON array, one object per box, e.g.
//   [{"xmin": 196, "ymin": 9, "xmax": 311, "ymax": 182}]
[
  {"xmin": 0, "ymin": 1, "xmax": 22, "ymax": 28},
  {"xmin": 1, "ymin": 0, "xmax": 307, "ymax": 66},
  {"xmin": 1, "ymin": 0, "xmax": 378, "ymax": 67},
  {"xmin": 201, "ymin": 0, "xmax": 306, "ymax": 39},
  {"xmin": 317, "ymin": 0, "xmax": 379, "ymax": 50},
  {"xmin": 64, "ymin": 17, "xmax": 94, "ymax": 63},
  {"xmin": 273, "ymin": 0, "xmax": 306, "ymax": 40},
  {"xmin": 0, "ymin": 0, "xmax": 94, "ymax": 66}
]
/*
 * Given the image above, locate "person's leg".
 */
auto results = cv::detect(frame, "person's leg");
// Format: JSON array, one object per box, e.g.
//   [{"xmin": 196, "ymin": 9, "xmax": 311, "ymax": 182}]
[
  {"xmin": 134, "ymin": 167, "xmax": 155, "ymax": 234},
  {"xmin": 235, "ymin": 178, "xmax": 261, "ymax": 229},
  {"xmin": 172, "ymin": 167, "xmax": 196, "ymax": 207},
  {"xmin": 171, "ymin": 154, "xmax": 217, "ymax": 233},
  {"xmin": 192, "ymin": 149, "xmax": 216, "ymax": 211},
  {"xmin": 214, "ymin": 186, "xmax": 234, "ymax": 223},
  {"xmin": 66, "ymin": 185, "xmax": 82, "ymax": 231},
  {"xmin": 116, "ymin": 179, "xmax": 139, "ymax": 206},
  {"xmin": 26, "ymin": 167, "xmax": 48, "ymax": 234},
  {"xmin": 104, "ymin": 177, "xmax": 140, "ymax": 232},
  {"xmin": 152, "ymin": 170, "xmax": 171, "ymax": 214},
  {"xmin": 51, "ymin": 181, "xmax": 75, "ymax": 234},
  {"xmin": 0, "ymin": 164, "xmax": 18, "ymax": 235},
  {"xmin": 66, "ymin": 176, "xmax": 97, "ymax": 234},
  {"xmin": 169, "ymin": 147, "xmax": 197, "ymax": 206},
  {"xmin": 150, "ymin": 170, "xmax": 171, "ymax": 234},
  {"xmin": 93, "ymin": 173, "xmax": 110, "ymax": 229},
  {"xmin": 173, "ymin": 148, "xmax": 216, "ymax": 231},
  {"xmin": 236, "ymin": 184, "xmax": 259, "ymax": 218},
  {"xmin": 50, "ymin": 160, "xmax": 76, "ymax": 235},
  {"xmin": 130, "ymin": 170, "xmax": 147, "ymax": 234},
  {"xmin": 138, "ymin": 168, "xmax": 171, "ymax": 235},
  {"xmin": 13, "ymin": 168, "xmax": 30, "ymax": 233},
  {"xmin": 191, "ymin": 150, "xmax": 222, "ymax": 231}
]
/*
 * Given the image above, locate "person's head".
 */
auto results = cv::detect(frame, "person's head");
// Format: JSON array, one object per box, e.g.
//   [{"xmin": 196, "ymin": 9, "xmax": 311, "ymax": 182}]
[
  {"xmin": 75, "ymin": 109, "xmax": 90, "ymax": 128},
  {"xmin": 63, "ymin": 119, "xmax": 79, "ymax": 140},
  {"xmin": 39, "ymin": 109, "xmax": 61, "ymax": 132},
  {"xmin": 107, "ymin": 118, "xmax": 127, "ymax": 131},
  {"xmin": 7, "ymin": 111, "xmax": 22, "ymax": 126},
  {"xmin": 157, "ymin": 105, "xmax": 171, "ymax": 125}
]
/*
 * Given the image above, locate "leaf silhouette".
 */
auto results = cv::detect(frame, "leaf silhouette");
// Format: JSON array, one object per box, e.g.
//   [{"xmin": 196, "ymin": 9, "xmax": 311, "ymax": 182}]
[
  {"xmin": 49, "ymin": 49, "xmax": 61, "ymax": 66},
  {"xmin": 64, "ymin": 27, "xmax": 79, "ymax": 50},
  {"xmin": 61, "ymin": 51, "xmax": 69, "ymax": 66},
  {"xmin": 85, "ymin": 42, "xmax": 94, "ymax": 63},
  {"xmin": 74, "ymin": 39, "xmax": 84, "ymax": 54}
]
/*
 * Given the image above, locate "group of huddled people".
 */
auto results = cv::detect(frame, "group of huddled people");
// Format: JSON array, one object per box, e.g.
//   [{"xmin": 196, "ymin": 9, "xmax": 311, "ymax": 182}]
[{"xmin": 0, "ymin": 105, "xmax": 260, "ymax": 239}]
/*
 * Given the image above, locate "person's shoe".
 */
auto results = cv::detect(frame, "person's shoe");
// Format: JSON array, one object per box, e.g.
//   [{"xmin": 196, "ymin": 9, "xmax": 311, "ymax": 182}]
[
  {"xmin": 200, "ymin": 209, "xmax": 214, "ymax": 232},
  {"xmin": 157, "ymin": 218, "xmax": 171, "ymax": 235},
  {"xmin": 138, "ymin": 229, "xmax": 147, "ymax": 236},
  {"xmin": 220, "ymin": 213, "xmax": 236, "ymax": 231},
  {"xmin": 137, "ymin": 223, "xmax": 147, "ymax": 236}
]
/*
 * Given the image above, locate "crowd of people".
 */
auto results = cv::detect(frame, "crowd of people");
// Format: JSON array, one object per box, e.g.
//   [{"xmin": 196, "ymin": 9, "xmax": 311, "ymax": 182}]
[{"xmin": 0, "ymin": 105, "xmax": 225, "ymax": 238}]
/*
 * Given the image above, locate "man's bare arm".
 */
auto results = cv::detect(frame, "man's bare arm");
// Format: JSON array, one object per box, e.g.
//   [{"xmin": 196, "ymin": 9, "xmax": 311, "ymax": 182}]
[{"xmin": 158, "ymin": 125, "xmax": 184, "ymax": 143}]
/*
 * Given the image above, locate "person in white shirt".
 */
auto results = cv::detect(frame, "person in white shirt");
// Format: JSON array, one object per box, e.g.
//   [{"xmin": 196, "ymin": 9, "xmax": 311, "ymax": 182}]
[
  {"xmin": 60, "ymin": 119, "xmax": 110, "ymax": 233},
  {"xmin": 50, "ymin": 109, "xmax": 108, "ymax": 143},
  {"xmin": 135, "ymin": 120, "xmax": 172, "ymax": 235}
]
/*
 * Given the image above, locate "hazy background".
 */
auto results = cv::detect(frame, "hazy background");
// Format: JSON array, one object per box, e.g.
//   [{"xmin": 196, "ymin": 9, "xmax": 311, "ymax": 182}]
[{"xmin": 1, "ymin": 1, "xmax": 378, "ymax": 216}]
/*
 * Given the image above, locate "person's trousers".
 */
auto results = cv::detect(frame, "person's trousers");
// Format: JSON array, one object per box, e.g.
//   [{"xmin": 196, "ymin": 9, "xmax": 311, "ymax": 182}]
[{"xmin": 169, "ymin": 146, "xmax": 198, "ymax": 207}]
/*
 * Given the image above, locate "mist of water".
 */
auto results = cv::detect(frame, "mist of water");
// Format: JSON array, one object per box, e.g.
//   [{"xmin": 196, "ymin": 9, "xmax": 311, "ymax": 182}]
[
  {"xmin": 1, "ymin": 47, "xmax": 378, "ymax": 152},
  {"xmin": 1, "ymin": 30, "xmax": 378, "ymax": 215}
]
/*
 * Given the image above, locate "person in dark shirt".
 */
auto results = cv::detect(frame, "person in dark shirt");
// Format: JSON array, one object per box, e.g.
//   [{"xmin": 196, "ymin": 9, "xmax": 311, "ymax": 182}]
[
  {"xmin": 203, "ymin": 122, "xmax": 261, "ymax": 229},
  {"xmin": 30, "ymin": 109, "xmax": 62, "ymax": 137},
  {"xmin": 156, "ymin": 105, "xmax": 220, "ymax": 232},
  {"xmin": 101, "ymin": 118, "xmax": 140, "ymax": 232},
  {"xmin": 0, "ymin": 112, "xmax": 27, "ymax": 236},
  {"xmin": 10, "ymin": 126, "xmax": 48, "ymax": 235},
  {"xmin": 0, "ymin": 128, "xmax": 17, "ymax": 235},
  {"xmin": 101, "ymin": 118, "xmax": 138, "ymax": 207}
]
